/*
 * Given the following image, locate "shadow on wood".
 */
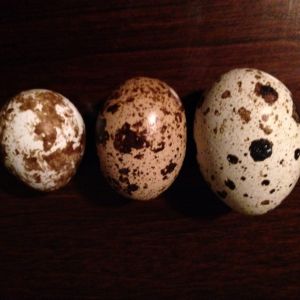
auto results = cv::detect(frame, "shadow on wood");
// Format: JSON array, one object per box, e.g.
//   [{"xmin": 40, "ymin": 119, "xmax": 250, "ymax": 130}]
[
  {"xmin": 75, "ymin": 100, "xmax": 129, "ymax": 206},
  {"xmin": 165, "ymin": 90, "xmax": 231, "ymax": 218}
]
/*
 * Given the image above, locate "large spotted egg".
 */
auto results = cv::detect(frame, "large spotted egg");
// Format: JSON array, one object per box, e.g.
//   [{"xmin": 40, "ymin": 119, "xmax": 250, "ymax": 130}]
[
  {"xmin": 0, "ymin": 89, "xmax": 85, "ymax": 191},
  {"xmin": 194, "ymin": 68, "xmax": 300, "ymax": 215},
  {"xmin": 96, "ymin": 77, "xmax": 186, "ymax": 200}
]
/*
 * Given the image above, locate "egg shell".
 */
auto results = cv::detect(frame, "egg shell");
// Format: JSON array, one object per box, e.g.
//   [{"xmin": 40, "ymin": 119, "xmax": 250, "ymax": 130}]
[
  {"xmin": 0, "ymin": 89, "xmax": 85, "ymax": 191},
  {"xmin": 96, "ymin": 77, "xmax": 187, "ymax": 200},
  {"xmin": 194, "ymin": 68, "xmax": 300, "ymax": 215}
]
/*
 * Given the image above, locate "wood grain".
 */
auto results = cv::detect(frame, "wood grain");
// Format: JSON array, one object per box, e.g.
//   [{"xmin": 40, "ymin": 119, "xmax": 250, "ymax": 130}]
[{"xmin": 1, "ymin": 1, "xmax": 300, "ymax": 299}]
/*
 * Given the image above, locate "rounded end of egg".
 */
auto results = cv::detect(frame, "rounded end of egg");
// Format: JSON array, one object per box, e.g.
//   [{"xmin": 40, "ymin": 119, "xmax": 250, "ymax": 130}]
[{"xmin": 0, "ymin": 89, "xmax": 86, "ymax": 192}]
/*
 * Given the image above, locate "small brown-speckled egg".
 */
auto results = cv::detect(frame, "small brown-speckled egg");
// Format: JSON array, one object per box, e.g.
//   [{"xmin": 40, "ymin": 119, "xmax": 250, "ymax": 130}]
[
  {"xmin": 194, "ymin": 68, "xmax": 300, "ymax": 215},
  {"xmin": 0, "ymin": 89, "xmax": 85, "ymax": 191},
  {"xmin": 96, "ymin": 77, "xmax": 186, "ymax": 200}
]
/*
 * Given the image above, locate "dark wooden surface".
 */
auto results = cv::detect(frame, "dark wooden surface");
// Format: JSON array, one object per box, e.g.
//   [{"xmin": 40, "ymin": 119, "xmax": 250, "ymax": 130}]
[{"xmin": 1, "ymin": 1, "xmax": 300, "ymax": 299}]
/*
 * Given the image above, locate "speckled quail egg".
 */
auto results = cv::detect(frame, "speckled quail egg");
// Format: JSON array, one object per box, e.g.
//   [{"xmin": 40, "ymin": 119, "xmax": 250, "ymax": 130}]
[
  {"xmin": 96, "ymin": 77, "xmax": 186, "ymax": 200},
  {"xmin": 194, "ymin": 68, "xmax": 300, "ymax": 215},
  {"xmin": 0, "ymin": 89, "xmax": 85, "ymax": 191}
]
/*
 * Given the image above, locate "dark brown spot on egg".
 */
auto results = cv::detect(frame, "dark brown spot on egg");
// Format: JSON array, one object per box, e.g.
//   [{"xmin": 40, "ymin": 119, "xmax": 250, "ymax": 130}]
[
  {"xmin": 132, "ymin": 120, "xmax": 143, "ymax": 129},
  {"xmin": 43, "ymin": 141, "xmax": 83, "ymax": 173},
  {"xmin": 106, "ymin": 104, "xmax": 119, "ymax": 114},
  {"xmin": 294, "ymin": 149, "xmax": 300, "ymax": 160},
  {"xmin": 270, "ymin": 189, "xmax": 275, "ymax": 194},
  {"xmin": 227, "ymin": 154, "xmax": 239, "ymax": 164},
  {"xmin": 249, "ymin": 139, "xmax": 273, "ymax": 161},
  {"xmin": 175, "ymin": 112, "xmax": 182, "ymax": 123},
  {"xmin": 225, "ymin": 179, "xmax": 235, "ymax": 190},
  {"xmin": 126, "ymin": 184, "xmax": 139, "ymax": 195},
  {"xmin": 161, "ymin": 107, "xmax": 171, "ymax": 115},
  {"xmin": 160, "ymin": 125, "xmax": 167, "ymax": 134},
  {"xmin": 161, "ymin": 161, "xmax": 177, "ymax": 177},
  {"xmin": 238, "ymin": 107, "xmax": 251, "ymax": 123},
  {"xmin": 259, "ymin": 122, "xmax": 273, "ymax": 135},
  {"xmin": 237, "ymin": 81, "xmax": 242, "ymax": 92},
  {"xmin": 243, "ymin": 193, "xmax": 248, "ymax": 197},
  {"xmin": 221, "ymin": 90, "xmax": 231, "ymax": 99},
  {"xmin": 126, "ymin": 96, "xmax": 134, "ymax": 103},
  {"xmin": 241, "ymin": 176, "xmax": 246, "ymax": 181},
  {"xmin": 134, "ymin": 153, "xmax": 144, "ymax": 160},
  {"xmin": 114, "ymin": 122, "xmax": 149, "ymax": 154},
  {"xmin": 23, "ymin": 154, "xmax": 42, "ymax": 172},
  {"xmin": 255, "ymin": 74, "xmax": 261, "ymax": 79},
  {"xmin": 254, "ymin": 83, "xmax": 278, "ymax": 104},
  {"xmin": 214, "ymin": 110, "xmax": 221, "ymax": 116},
  {"xmin": 203, "ymin": 107, "xmax": 210, "ymax": 116},
  {"xmin": 119, "ymin": 168, "xmax": 130, "ymax": 175},
  {"xmin": 152, "ymin": 142, "xmax": 165, "ymax": 153},
  {"xmin": 292, "ymin": 103, "xmax": 300, "ymax": 123},
  {"xmin": 261, "ymin": 179, "xmax": 270, "ymax": 186},
  {"xmin": 213, "ymin": 127, "xmax": 217, "ymax": 134},
  {"xmin": 261, "ymin": 200, "xmax": 270, "ymax": 205},
  {"xmin": 119, "ymin": 175, "xmax": 130, "ymax": 184},
  {"xmin": 33, "ymin": 173, "xmax": 41, "ymax": 183}
]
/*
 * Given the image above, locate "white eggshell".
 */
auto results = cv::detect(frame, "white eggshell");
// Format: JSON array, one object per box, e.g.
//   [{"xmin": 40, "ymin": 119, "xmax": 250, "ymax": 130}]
[
  {"xmin": 0, "ymin": 89, "xmax": 85, "ymax": 191},
  {"xmin": 194, "ymin": 68, "xmax": 300, "ymax": 215},
  {"xmin": 96, "ymin": 77, "xmax": 186, "ymax": 200}
]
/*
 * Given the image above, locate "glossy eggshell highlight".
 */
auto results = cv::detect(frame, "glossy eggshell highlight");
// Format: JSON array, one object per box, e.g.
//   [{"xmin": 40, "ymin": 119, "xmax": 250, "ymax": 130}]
[
  {"xmin": 96, "ymin": 77, "xmax": 186, "ymax": 200},
  {"xmin": 194, "ymin": 68, "xmax": 300, "ymax": 215},
  {"xmin": 0, "ymin": 89, "xmax": 85, "ymax": 191}
]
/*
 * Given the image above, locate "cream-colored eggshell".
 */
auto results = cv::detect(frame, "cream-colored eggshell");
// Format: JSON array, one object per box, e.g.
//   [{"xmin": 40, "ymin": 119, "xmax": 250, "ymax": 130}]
[
  {"xmin": 0, "ymin": 89, "xmax": 85, "ymax": 191},
  {"xmin": 194, "ymin": 68, "xmax": 300, "ymax": 215},
  {"xmin": 96, "ymin": 77, "xmax": 186, "ymax": 200}
]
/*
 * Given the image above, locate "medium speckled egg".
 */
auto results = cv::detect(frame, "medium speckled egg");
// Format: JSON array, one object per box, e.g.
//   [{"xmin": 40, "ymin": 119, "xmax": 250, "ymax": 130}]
[
  {"xmin": 0, "ymin": 89, "xmax": 85, "ymax": 191},
  {"xmin": 96, "ymin": 77, "xmax": 186, "ymax": 200},
  {"xmin": 194, "ymin": 68, "xmax": 300, "ymax": 215}
]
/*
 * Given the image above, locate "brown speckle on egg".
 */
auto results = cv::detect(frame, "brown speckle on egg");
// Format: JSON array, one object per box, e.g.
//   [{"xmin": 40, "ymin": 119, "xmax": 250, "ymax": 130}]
[
  {"xmin": 261, "ymin": 200, "xmax": 270, "ymax": 205},
  {"xmin": 292, "ymin": 103, "xmax": 300, "ymax": 123},
  {"xmin": 259, "ymin": 122, "xmax": 273, "ymax": 135},
  {"xmin": 238, "ymin": 107, "xmax": 251, "ymax": 123},
  {"xmin": 161, "ymin": 161, "xmax": 177, "ymax": 177},
  {"xmin": 221, "ymin": 90, "xmax": 231, "ymax": 99},
  {"xmin": 227, "ymin": 154, "xmax": 239, "ymax": 164},
  {"xmin": 294, "ymin": 149, "xmax": 300, "ymax": 160},
  {"xmin": 261, "ymin": 179, "xmax": 270, "ymax": 186},
  {"xmin": 203, "ymin": 107, "xmax": 210, "ymax": 116},
  {"xmin": 254, "ymin": 82, "xmax": 278, "ymax": 104},
  {"xmin": 225, "ymin": 179, "xmax": 236, "ymax": 190},
  {"xmin": 114, "ymin": 122, "xmax": 149, "ymax": 154},
  {"xmin": 249, "ymin": 139, "xmax": 273, "ymax": 162}
]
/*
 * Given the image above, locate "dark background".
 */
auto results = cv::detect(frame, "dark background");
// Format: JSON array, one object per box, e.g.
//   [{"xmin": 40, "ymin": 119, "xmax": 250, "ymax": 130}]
[{"xmin": 1, "ymin": 1, "xmax": 300, "ymax": 299}]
